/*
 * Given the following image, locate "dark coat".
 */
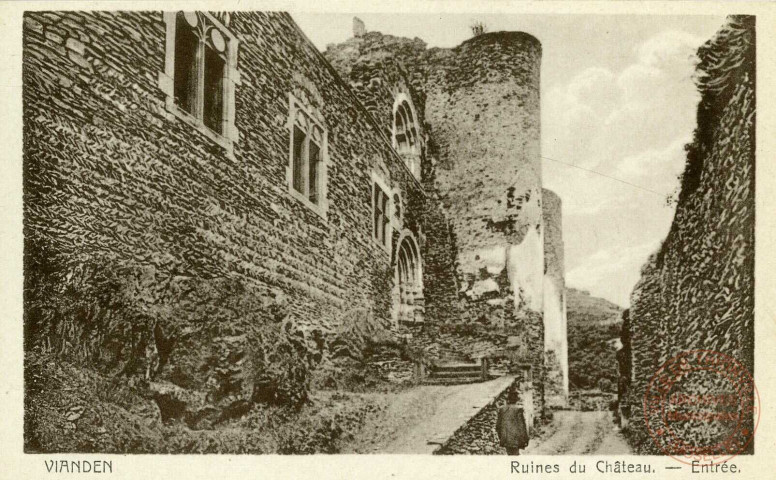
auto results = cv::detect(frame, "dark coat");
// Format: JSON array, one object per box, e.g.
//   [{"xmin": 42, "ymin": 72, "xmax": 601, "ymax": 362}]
[{"xmin": 496, "ymin": 404, "xmax": 529, "ymax": 449}]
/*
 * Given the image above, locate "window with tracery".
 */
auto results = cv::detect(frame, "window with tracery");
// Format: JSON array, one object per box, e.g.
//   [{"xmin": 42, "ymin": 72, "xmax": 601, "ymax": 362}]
[
  {"xmin": 173, "ymin": 12, "xmax": 229, "ymax": 132},
  {"xmin": 373, "ymin": 184, "xmax": 390, "ymax": 247},
  {"xmin": 159, "ymin": 11, "xmax": 240, "ymax": 153},
  {"xmin": 288, "ymin": 96, "xmax": 327, "ymax": 212},
  {"xmin": 393, "ymin": 100, "xmax": 418, "ymax": 155}
]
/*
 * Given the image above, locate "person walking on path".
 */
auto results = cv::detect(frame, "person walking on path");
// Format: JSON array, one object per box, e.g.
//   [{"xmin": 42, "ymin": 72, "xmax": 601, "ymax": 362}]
[{"xmin": 496, "ymin": 389, "xmax": 529, "ymax": 455}]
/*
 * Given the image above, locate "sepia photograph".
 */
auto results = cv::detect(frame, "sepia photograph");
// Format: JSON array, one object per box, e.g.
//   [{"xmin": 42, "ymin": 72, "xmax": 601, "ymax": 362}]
[{"xmin": 19, "ymin": 5, "xmax": 757, "ymax": 464}]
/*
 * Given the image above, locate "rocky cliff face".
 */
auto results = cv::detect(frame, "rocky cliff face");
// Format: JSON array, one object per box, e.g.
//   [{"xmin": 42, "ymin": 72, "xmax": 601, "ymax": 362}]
[{"xmin": 620, "ymin": 16, "xmax": 755, "ymax": 455}]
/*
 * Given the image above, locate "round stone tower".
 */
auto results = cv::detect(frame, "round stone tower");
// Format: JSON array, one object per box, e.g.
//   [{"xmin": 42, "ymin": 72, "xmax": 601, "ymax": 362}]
[
  {"xmin": 423, "ymin": 32, "xmax": 545, "ymax": 419},
  {"xmin": 424, "ymin": 32, "xmax": 544, "ymax": 322}
]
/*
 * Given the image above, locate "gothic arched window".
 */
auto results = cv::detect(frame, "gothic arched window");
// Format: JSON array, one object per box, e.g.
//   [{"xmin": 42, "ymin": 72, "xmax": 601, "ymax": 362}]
[{"xmin": 393, "ymin": 99, "xmax": 418, "ymax": 155}]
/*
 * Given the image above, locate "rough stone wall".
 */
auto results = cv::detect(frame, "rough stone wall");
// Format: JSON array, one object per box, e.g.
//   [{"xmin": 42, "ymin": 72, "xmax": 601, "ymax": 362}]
[
  {"xmin": 422, "ymin": 33, "xmax": 544, "ymax": 324},
  {"xmin": 326, "ymin": 30, "xmax": 546, "ymax": 327},
  {"xmin": 436, "ymin": 377, "xmax": 535, "ymax": 454},
  {"xmin": 542, "ymin": 189, "xmax": 568, "ymax": 407},
  {"xmin": 418, "ymin": 200, "xmax": 462, "ymax": 326},
  {"xmin": 324, "ymin": 31, "xmax": 428, "ymax": 140},
  {"xmin": 23, "ymin": 11, "xmax": 425, "ymax": 338},
  {"xmin": 621, "ymin": 16, "xmax": 755, "ymax": 454}
]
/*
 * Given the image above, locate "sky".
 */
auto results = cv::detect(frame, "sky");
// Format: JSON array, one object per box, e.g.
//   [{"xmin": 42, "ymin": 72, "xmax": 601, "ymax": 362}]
[{"xmin": 292, "ymin": 13, "xmax": 727, "ymax": 307}]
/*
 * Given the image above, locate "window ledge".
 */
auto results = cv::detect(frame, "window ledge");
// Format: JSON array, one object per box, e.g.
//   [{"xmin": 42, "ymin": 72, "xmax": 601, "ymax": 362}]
[
  {"xmin": 371, "ymin": 236, "xmax": 391, "ymax": 256},
  {"xmin": 165, "ymin": 100, "xmax": 235, "ymax": 159},
  {"xmin": 399, "ymin": 319, "xmax": 425, "ymax": 327},
  {"xmin": 287, "ymin": 187, "xmax": 328, "ymax": 221}
]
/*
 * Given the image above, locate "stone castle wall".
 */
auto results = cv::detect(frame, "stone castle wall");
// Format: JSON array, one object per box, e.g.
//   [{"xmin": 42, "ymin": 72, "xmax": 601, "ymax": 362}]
[
  {"xmin": 422, "ymin": 32, "xmax": 546, "ymax": 418},
  {"xmin": 542, "ymin": 189, "xmax": 568, "ymax": 407},
  {"xmin": 23, "ymin": 11, "xmax": 425, "ymax": 336},
  {"xmin": 422, "ymin": 32, "xmax": 544, "ymax": 326},
  {"xmin": 324, "ymin": 30, "xmax": 428, "ymax": 138},
  {"xmin": 620, "ymin": 16, "xmax": 755, "ymax": 454}
]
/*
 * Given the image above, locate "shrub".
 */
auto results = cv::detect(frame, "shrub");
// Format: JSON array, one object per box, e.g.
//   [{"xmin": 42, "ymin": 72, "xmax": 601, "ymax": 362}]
[
  {"xmin": 470, "ymin": 21, "xmax": 488, "ymax": 37},
  {"xmin": 598, "ymin": 378, "xmax": 614, "ymax": 393},
  {"xmin": 329, "ymin": 307, "xmax": 392, "ymax": 361},
  {"xmin": 248, "ymin": 316, "xmax": 315, "ymax": 408},
  {"xmin": 567, "ymin": 320, "xmax": 621, "ymax": 391}
]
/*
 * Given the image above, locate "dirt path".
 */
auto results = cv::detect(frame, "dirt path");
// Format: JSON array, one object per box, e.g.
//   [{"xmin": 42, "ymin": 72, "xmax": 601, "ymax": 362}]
[
  {"xmin": 339, "ymin": 382, "xmax": 631, "ymax": 455},
  {"xmin": 524, "ymin": 411, "xmax": 632, "ymax": 455},
  {"xmin": 340, "ymin": 376, "xmax": 515, "ymax": 454}
]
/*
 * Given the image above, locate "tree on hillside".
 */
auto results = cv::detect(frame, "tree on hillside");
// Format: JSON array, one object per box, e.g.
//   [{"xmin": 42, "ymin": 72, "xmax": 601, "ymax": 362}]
[{"xmin": 470, "ymin": 21, "xmax": 488, "ymax": 37}]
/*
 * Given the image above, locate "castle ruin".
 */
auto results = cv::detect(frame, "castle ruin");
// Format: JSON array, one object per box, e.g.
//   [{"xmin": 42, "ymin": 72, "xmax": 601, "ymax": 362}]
[{"xmin": 23, "ymin": 11, "xmax": 568, "ymax": 426}]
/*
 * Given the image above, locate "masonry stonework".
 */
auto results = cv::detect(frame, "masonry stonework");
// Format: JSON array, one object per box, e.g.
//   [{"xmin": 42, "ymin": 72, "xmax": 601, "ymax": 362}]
[
  {"xmin": 619, "ymin": 16, "xmax": 755, "ymax": 455},
  {"xmin": 23, "ymin": 11, "xmax": 424, "ymax": 337},
  {"xmin": 423, "ymin": 32, "xmax": 545, "ymax": 322}
]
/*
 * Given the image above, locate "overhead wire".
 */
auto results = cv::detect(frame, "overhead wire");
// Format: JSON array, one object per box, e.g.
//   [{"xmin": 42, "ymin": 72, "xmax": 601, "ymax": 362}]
[{"xmin": 540, "ymin": 155, "xmax": 670, "ymax": 198}]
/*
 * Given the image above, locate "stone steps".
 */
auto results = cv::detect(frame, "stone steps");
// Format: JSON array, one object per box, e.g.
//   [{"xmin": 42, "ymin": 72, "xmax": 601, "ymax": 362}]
[
  {"xmin": 424, "ymin": 361, "xmax": 489, "ymax": 384},
  {"xmin": 422, "ymin": 376, "xmax": 489, "ymax": 385},
  {"xmin": 430, "ymin": 370, "xmax": 483, "ymax": 379},
  {"xmin": 434, "ymin": 364, "xmax": 481, "ymax": 373}
]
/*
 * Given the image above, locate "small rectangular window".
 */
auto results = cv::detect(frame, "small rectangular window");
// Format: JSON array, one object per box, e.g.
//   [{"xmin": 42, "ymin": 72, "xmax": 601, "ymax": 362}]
[
  {"xmin": 308, "ymin": 141, "xmax": 320, "ymax": 204},
  {"xmin": 292, "ymin": 126, "xmax": 306, "ymax": 194},
  {"xmin": 377, "ymin": 191, "xmax": 385, "ymax": 243},
  {"xmin": 373, "ymin": 184, "xmax": 390, "ymax": 247},
  {"xmin": 203, "ymin": 46, "xmax": 225, "ymax": 133},
  {"xmin": 381, "ymin": 194, "xmax": 389, "ymax": 244},
  {"xmin": 373, "ymin": 187, "xmax": 380, "ymax": 240},
  {"xmin": 174, "ymin": 16, "xmax": 198, "ymax": 115}
]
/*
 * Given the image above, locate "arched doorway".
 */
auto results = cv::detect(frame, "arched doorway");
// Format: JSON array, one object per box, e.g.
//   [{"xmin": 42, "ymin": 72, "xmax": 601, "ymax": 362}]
[{"xmin": 392, "ymin": 232, "xmax": 424, "ymax": 326}]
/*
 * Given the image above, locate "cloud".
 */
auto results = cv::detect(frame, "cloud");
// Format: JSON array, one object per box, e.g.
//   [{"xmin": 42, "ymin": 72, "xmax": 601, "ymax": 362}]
[
  {"xmin": 543, "ymin": 29, "xmax": 705, "ymax": 306},
  {"xmin": 615, "ymin": 136, "xmax": 691, "ymax": 192},
  {"xmin": 636, "ymin": 30, "xmax": 704, "ymax": 68},
  {"xmin": 567, "ymin": 241, "xmax": 661, "ymax": 307}
]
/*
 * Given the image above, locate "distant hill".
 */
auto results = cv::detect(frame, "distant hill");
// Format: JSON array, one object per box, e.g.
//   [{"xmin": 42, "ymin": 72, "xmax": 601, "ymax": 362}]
[
  {"xmin": 566, "ymin": 288, "xmax": 624, "ymax": 392},
  {"xmin": 566, "ymin": 288, "xmax": 623, "ymax": 325}
]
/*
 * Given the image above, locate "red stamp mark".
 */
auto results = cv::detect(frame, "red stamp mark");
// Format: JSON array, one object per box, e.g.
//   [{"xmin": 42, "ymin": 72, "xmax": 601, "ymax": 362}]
[{"xmin": 644, "ymin": 350, "xmax": 759, "ymax": 465}]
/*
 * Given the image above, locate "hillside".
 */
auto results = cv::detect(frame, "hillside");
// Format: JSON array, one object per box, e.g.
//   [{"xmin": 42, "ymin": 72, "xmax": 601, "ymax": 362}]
[
  {"xmin": 566, "ymin": 288, "xmax": 623, "ymax": 326},
  {"xmin": 566, "ymin": 288, "xmax": 624, "ymax": 392}
]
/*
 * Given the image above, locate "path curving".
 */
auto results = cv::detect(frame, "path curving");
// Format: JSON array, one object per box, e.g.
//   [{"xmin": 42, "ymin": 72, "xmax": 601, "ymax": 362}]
[
  {"xmin": 339, "ymin": 382, "xmax": 632, "ymax": 455},
  {"xmin": 524, "ymin": 410, "xmax": 632, "ymax": 455}
]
